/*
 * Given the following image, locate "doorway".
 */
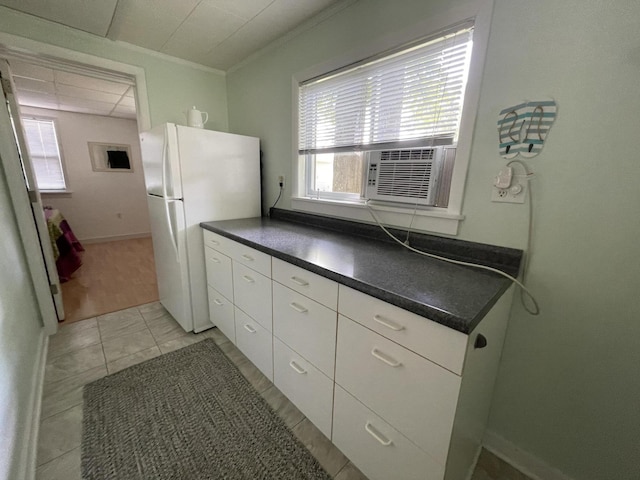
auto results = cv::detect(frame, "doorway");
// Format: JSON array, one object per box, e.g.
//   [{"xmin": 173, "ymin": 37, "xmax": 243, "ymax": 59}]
[{"xmin": 1, "ymin": 52, "xmax": 158, "ymax": 324}]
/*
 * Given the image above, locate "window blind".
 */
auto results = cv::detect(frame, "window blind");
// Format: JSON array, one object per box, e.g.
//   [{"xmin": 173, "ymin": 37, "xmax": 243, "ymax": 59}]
[
  {"xmin": 298, "ymin": 25, "xmax": 473, "ymax": 155},
  {"xmin": 22, "ymin": 118, "xmax": 67, "ymax": 190}
]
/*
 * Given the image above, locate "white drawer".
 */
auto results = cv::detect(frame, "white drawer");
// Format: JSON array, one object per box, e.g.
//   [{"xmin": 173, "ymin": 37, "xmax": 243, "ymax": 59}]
[
  {"xmin": 272, "ymin": 283, "xmax": 337, "ymax": 378},
  {"xmin": 272, "ymin": 258, "xmax": 338, "ymax": 309},
  {"xmin": 333, "ymin": 385, "xmax": 445, "ymax": 480},
  {"xmin": 207, "ymin": 286, "xmax": 235, "ymax": 344},
  {"xmin": 335, "ymin": 315, "xmax": 461, "ymax": 465},
  {"xmin": 233, "ymin": 262, "xmax": 272, "ymax": 332},
  {"xmin": 338, "ymin": 285, "xmax": 468, "ymax": 375},
  {"xmin": 203, "ymin": 229, "xmax": 234, "ymax": 256},
  {"xmin": 234, "ymin": 307, "xmax": 273, "ymax": 381},
  {"xmin": 205, "ymin": 246, "xmax": 233, "ymax": 301},
  {"xmin": 273, "ymin": 337, "xmax": 334, "ymax": 439},
  {"xmin": 228, "ymin": 241, "xmax": 271, "ymax": 277}
]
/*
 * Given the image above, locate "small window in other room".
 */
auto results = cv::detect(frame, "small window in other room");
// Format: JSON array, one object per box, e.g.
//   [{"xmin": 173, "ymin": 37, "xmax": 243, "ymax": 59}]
[
  {"xmin": 22, "ymin": 118, "xmax": 68, "ymax": 191},
  {"xmin": 297, "ymin": 23, "xmax": 474, "ymax": 208}
]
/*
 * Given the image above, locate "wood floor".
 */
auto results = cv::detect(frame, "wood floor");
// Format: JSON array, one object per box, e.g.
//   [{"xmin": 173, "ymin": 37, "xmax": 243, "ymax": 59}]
[{"xmin": 60, "ymin": 237, "xmax": 159, "ymax": 323}]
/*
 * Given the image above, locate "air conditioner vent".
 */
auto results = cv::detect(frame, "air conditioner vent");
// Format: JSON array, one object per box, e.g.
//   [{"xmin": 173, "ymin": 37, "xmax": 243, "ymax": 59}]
[
  {"xmin": 376, "ymin": 162, "xmax": 433, "ymax": 199},
  {"xmin": 380, "ymin": 148, "xmax": 436, "ymax": 162}
]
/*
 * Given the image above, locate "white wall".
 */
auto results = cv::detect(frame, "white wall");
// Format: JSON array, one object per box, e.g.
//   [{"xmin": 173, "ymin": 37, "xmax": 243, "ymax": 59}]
[
  {"xmin": 225, "ymin": 1, "xmax": 640, "ymax": 479},
  {"xmin": 24, "ymin": 107, "xmax": 151, "ymax": 242}
]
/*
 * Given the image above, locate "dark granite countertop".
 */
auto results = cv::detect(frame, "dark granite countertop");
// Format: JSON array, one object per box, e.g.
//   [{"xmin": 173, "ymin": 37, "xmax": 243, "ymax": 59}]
[{"xmin": 200, "ymin": 209, "xmax": 522, "ymax": 334}]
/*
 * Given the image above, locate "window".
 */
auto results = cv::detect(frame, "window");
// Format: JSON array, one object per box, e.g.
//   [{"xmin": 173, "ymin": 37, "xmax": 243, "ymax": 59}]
[
  {"xmin": 297, "ymin": 24, "xmax": 473, "ymax": 207},
  {"xmin": 21, "ymin": 118, "xmax": 67, "ymax": 191}
]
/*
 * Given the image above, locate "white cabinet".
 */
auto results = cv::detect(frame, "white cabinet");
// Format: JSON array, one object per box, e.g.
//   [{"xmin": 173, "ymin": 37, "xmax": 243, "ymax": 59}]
[
  {"xmin": 339, "ymin": 285, "xmax": 467, "ymax": 375},
  {"xmin": 207, "ymin": 285, "xmax": 235, "ymax": 343},
  {"xmin": 273, "ymin": 337, "xmax": 334, "ymax": 438},
  {"xmin": 235, "ymin": 308, "xmax": 273, "ymax": 380},
  {"xmin": 272, "ymin": 258, "xmax": 338, "ymax": 309},
  {"xmin": 333, "ymin": 385, "xmax": 445, "ymax": 480},
  {"xmin": 205, "ymin": 246, "xmax": 233, "ymax": 301},
  {"xmin": 233, "ymin": 262, "xmax": 272, "ymax": 332},
  {"xmin": 336, "ymin": 315, "xmax": 461, "ymax": 467},
  {"xmin": 202, "ymin": 229, "xmax": 273, "ymax": 380},
  {"xmin": 202, "ymin": 227, "xmax": 512, "ymax": 480},
  {"xmin": 272, "ymin": 282, "xmax": 337, "ymax": 378}
]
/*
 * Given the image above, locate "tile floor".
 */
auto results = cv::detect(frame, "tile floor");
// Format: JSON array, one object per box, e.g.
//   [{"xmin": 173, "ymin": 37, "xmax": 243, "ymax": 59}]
[
  {"xmin": 36, "ymin": 301, "xmax": 367, "ymax": 480},
  {"xmin": 36, "ymin": 302, "xmax": 530, "ymax": 480}
]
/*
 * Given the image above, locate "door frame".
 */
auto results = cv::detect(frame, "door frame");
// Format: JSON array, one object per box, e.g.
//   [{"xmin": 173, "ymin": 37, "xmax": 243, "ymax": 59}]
[{"xmin": 0, "ymin": 32, "xmax": 152, "ymax": 333}]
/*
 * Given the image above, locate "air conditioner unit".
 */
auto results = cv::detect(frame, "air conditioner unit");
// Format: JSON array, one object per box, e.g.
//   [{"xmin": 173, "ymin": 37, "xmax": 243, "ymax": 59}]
[{"xmin": 364, "ymin": 147, "xmax": 444, "ymax": 206}]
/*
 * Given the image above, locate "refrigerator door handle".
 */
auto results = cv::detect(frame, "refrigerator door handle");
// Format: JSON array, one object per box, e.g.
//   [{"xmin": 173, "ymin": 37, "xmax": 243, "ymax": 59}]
[{"xmin": 161, "ymin": 133, "xmax": 179, "ymax": 261}]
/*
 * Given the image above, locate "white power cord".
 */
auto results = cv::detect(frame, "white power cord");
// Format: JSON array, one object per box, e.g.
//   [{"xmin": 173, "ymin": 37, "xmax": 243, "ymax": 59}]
[{"xmin": 365, "ymin": 201, "xmax": 540, "ymax": 316}]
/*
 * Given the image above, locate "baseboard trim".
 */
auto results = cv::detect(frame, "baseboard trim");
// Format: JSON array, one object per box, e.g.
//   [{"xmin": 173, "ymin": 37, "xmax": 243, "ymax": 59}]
[
  {"xmin": 80, "ymin": 232, "xmax": 151, "ymax": 244},
  {"xmin": 20, "ymin": 331, "xmax": 48, "ymax": 480},
  {"xmin": 483, "ymin": 430, "xmax": 574, "ymax": 480}
]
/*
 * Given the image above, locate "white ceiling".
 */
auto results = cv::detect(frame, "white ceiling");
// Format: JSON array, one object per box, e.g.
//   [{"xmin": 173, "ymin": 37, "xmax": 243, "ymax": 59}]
[
  {"xmin": 0, "ymin": 0, "xmax": 342, "ymax": 70},
  {"xmin": 9, "ymin": 59, "xmax": 137, "ymax": 120},
  {"xmin": 1, "ymin": 0, "xmax": 342, "ymax": 120}
]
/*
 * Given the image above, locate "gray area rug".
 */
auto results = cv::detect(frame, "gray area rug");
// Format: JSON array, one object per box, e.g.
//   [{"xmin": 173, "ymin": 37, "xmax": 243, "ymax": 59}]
[{"xmin": 82, "ymin": 338, "xmax": 332, "ymax": 479}]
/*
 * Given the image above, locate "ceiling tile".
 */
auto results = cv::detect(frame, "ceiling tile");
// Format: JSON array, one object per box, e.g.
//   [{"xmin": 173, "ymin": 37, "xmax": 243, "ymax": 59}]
[
  {"xmin": 57, "ymin": 95, "xmax": 115, "ymax": 114},
  {"xmin": 117, "ymin": 96, "xmax": 136, "ymax": 108},
  {"xmin": 162, "ymin": 1, "xmax": 245, "ymax": 52},
  {"xmin": 8, "ymin": 60, "xmax": 55, "ymax": 82},
  {"xmin": 13, "ymin": 77, "xmax": 56, "ymax": 95},
  {"xmin": 54, "ymin": 71, "xmax": 130, "ymax": 95},
  {"xmin": 17, "ymin": 91, "xmax": 59, "ymax": 110},
  {"xmin": 108, "ymin": 0, "xmax": 200, "ymax": 50},
  {"xmin": 206, "ymin": 0, "xmax": 273, "ymax": 21},
  {"xmin": 55, "ymin": 84, "xmax": 123, "ymax": 105},
  {"xmin": 0, "ymin": 0, "xmax": 118, "ymax": 36}
]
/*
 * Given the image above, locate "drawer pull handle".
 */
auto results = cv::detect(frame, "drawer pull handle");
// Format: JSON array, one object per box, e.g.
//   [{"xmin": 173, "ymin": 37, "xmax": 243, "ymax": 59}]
[
  {"xmin": 242, "ymin": 275, "xmax": 255, "ymax": 284},
  {"xmin": 213, "ymin": 299, "xmax": 224, "ymax": 306},
  {"xmin": 241, "ymin": 254, "xmax": 254, "ymax": 261},
  {"xmin": 289, "ymin": 302, "xmax": 308, "ymax": 314},
  {"xmin": 209, "ymin": 240, "xmax": 220, "ymax": 246},
  {"xmin": 243, "ymin": 324, "xmax": 256, "ymax": 334},
  {"xmin": 290, "ymin": 276, "xmax": 309, "ymax": 286},
  {"xmin": 289, "ymin": 360, "xmax": 307, "ymax": 374},
  {"xmin": 364, "ymin": 422, "xmax": 393, "ymax": 446},
  {"xmin": 371, "ymin": 348, "xmax": 402, "ymax": 368},
  {"xmin": 209, "ymin": 257, "xmax": 221, "ymax": 264},
  {"xmin": 373, "ymin": 314, "xmax": 405, "ymax": 331}
]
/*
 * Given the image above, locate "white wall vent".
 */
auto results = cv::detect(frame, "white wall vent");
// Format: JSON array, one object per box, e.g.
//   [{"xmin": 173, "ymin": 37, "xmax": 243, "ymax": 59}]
[{"xmin": 365, "ymin": 147, "xmax": 444, "ymax": 205}]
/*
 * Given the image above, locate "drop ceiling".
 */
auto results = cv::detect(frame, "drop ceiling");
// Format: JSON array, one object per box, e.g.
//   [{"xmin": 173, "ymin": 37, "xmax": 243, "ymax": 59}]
[
  {"xmin": 0, "ymin": 0, "xmax": 342, "ymax": 70},
  {"xmin": 0, "ymin": 0, "xmax": 342, "ymax": 120},
  {"xmin": 9, "ymin": 59, "xmax": 137, "ymax": 120}
]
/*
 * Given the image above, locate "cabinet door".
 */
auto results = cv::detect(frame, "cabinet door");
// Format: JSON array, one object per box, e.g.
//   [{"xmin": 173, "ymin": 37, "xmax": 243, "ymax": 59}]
[
  {"xmin": 273, "ymin": 338, "xmax": 334, "ymax": 439},
  {"xmin": 335, "ymin": 315, "xmax": 461, "ymax": 465},
  {"xmin": 272, "ymin": 282, "xmax": 337, "ymax": 378},
  {"xmin": 205, "ymin": 246, "xmax": 233, "ymax": 301},
  {"xmin": 233, "ymin": 262, "xmax": 272, "ymax": 332},
  {"xmin": 228, "ymin": 241, "xmax": 271, "ymax": 277},
  {"xmin": 234, "ymin": 307, "xmax": 273, "ymax": 381},
  {"xmin": 333, "ymin": 386, "xmax": 445, "ymax": 480},
  {"xmin": 207, "ymin": 286, "xmax": 235, "ymax": 344},
  {"xmin": 272, "ymin": 257, "xmax": 338, "ymax": 309},
  {"xmin": 339, "ymin": 285, "xmax": 467, "ymax": 375}
]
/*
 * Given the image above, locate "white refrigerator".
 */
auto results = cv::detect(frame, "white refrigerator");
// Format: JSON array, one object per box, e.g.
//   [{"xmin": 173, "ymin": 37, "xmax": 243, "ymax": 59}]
[{"xmin": 140, "ymin": 123, "xmax": 260, "ymax": 332}]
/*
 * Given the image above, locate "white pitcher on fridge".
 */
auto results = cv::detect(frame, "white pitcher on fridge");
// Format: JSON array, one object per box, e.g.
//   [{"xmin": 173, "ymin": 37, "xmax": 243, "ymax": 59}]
[{"xmin": 185, "ymin": 106, "xmax": 208, "ymax": 128}]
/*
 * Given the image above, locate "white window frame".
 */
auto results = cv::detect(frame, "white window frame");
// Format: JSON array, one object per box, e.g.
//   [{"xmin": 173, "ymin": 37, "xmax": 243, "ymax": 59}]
[
  {"xmin": 291, "ymin": 0, "xmax": 493, "ymax": 235},
  {"xmin": 21, "ymin": 116, "xmax": 70, "ymax": 193}
]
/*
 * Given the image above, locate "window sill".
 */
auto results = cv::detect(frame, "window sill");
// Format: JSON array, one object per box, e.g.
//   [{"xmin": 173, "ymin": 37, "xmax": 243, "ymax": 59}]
[{"xmin": 291, "ymin": 197, "xmax": 464, "ymax": 236}]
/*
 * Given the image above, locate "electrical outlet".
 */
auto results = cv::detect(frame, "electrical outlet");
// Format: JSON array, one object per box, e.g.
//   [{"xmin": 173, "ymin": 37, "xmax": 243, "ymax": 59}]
[
  {"xmin": 491, "ymin": 174, "xmax": 527, "ymax": 203},
  {"xmin": 278, "ymin": 175, "xmax": 285, "ymax": 188}
]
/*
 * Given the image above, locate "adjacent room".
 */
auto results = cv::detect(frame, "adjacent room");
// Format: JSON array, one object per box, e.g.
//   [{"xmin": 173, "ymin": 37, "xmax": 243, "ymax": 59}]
[{"xmin": 0, "ymin": 1, "xmax": 638, "ymax": 480}]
